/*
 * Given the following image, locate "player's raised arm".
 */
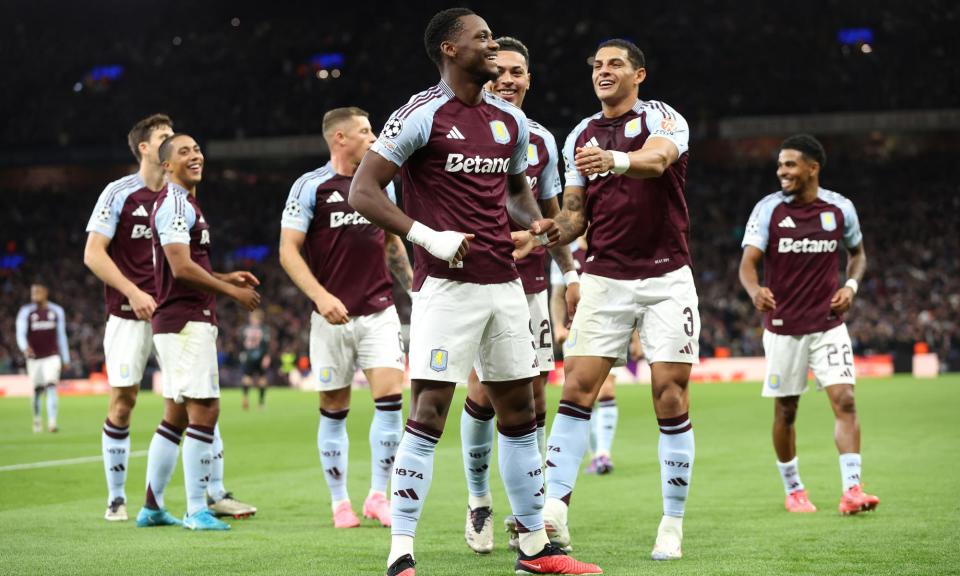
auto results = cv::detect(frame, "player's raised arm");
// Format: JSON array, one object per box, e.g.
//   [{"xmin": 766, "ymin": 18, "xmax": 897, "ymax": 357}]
[{"xmin": 574, "ymin": 137, "xmax": 679, "ymax": 179}]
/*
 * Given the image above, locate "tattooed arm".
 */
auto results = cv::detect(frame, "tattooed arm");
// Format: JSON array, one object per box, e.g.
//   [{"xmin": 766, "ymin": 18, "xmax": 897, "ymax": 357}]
[
  {"xmin": 384, "ymin": 232, "xmax": 413, "ymax": 291},
  {"xmin": 554, "ymin": 185, "xmax": 588, "ymax": 246}
]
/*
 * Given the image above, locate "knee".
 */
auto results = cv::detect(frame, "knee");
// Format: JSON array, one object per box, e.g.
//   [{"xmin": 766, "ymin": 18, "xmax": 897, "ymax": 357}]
[
  {"xmin": 776, "ymin": 401, "xmax": 799, "ymax": 426},
  {"xmin": 833, "ymin": 391, "xmax": 857, "ymax": 416},
  {"xmin": 653, "ymin": 379, "xmax": 688, "ymax": 414},
  {"xmin": 411, "ymin": 401, "xmax": 448, "ymax": 431}
]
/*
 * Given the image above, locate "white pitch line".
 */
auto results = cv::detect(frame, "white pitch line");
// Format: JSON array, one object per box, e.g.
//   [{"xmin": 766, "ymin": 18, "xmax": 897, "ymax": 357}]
[{"xmin": 0, "ymin": 450, "xmax": 148, "ymax": 472}]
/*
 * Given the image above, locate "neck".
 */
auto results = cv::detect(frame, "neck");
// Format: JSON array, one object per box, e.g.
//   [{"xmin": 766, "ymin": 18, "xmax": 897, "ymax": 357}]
[
  {"xmin": 793, "ymin": 182, "xmax": 820, "ymax": 204},
  {"xmin": 138, "ymin": 162, "xmax": 166, "ymax": 192},
  {"xmin": 601, "ymin": 94, "xmax": 639, "ymax": 119},
  {"xmin": 170, "ymin": 178, "xmax": 197, "ymax": 197},
  {"xmin": 442, "ymin": 67, "xmax": 485, "ymax": 105},
  {"xmin": 329, "ymin": 153, "xmax": 358, "ymax": 177}
]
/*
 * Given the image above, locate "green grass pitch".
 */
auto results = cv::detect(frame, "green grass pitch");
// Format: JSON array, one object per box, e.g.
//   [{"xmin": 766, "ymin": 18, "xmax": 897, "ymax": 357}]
[{"xmin": 1, "ymin": 376, "xmax": 958, "ymax": 575}]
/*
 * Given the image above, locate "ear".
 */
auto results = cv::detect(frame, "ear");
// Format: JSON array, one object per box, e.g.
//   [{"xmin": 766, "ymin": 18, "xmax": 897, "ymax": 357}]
[
  {"xmin": 139, "ymin": 141, "xmax": 150, "ymax": 158},
  {"xmin": 440, "ymin": 40, "xmax": 457, "ymax": 60},
  {"xmin": 526, "ymin": 72, "xmax": 532, "ymax": 91},
  {"xmin": 635, "ymin": 67, "xmax": 647, "ymax": 85}
]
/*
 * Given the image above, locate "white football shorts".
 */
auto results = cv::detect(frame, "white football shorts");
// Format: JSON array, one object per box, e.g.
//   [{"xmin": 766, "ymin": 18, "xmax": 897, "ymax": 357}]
[
  {"xmin": 26, "ymin": 356, "xmax": 61, "ymax": 387},
  {"xmin": 310, "ymin": 305, "xmax": 405, "ymax": 392},
  {"xmin": 104, "ymin": 315, "xmax": 153, "ymax": 388},
  {"xmin": 409, "ymin": 277, "xmax": 539, "ymax": 383},
  {"xmin": 761, "ymin": 323, "xmax": 856, "ymax": 397},
  {"xmin": 528, "ymin": 290, "xmax": 555, "ymax": 373},
  {"xmin": 153, "ymin": 321, "xmax": 220, "ymax": 404},
  {"xmin": 564, "ymin": 266, "xmax": 700, "ymax": 366}
]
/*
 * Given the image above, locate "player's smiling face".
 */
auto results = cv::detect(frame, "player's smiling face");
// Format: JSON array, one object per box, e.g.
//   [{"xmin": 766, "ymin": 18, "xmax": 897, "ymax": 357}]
[
  {"xmin": 487, "ymin": 50, "xmax": 529, "ymax": 107},
  {"xmin": 777, "ymin": 149, "xmax": 818, "ymax": 195},
  {"xmin": 592, "ymin": 46, "xmax": 645, "ymax": 104},
  {"xmin": 448, "ymin": 15, "xmax": 499, "ymax": 83},
  {"xmin": 164, "ymin": 136, "xmax": 204, "ymax": 187}
]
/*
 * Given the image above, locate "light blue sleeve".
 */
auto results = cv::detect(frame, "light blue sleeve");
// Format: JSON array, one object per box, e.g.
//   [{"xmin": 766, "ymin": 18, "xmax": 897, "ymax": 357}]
[
  {"xmin": 539, "ymin": 130, "xmax": 562, "ymax": 200},
  {"xmin": 52, "ymin": 304, "xmax": 70, "ymax": 363},
  {"xmin": 385, "ymin": 181, "xmax": 398, "ymax": 205},
  {"xmin": 155, "ymin": 196, "xmax": 196, "ymax": 246},
  {"xmin": 562, "ymin": 120, "xmax": 591, "ymax": 188},
  {"xmin": 508, "ymin": 112, "xmax": 530, "ymax": 176},
  {"xmin": 840, "ymin": 200, "xmax": 863, "ymax": 248},
  {"xmin": 742, "ymin": 196, "xmax": 778, "ymax": 252},
  {"xmin": 15, "ymin": 306, "xmax": 30, "ymax": 352},
  {"xmin": 644, "ymin": 101, "xmax": 690, "ymax": 156},
  {"xmin": 85, "ymin": 183, "xmax": 126, "ymax": 239},
  {"xmin": 370, "ymin": 104, "xmax": 434, "ymax": 167},
  {"xmin": 280, "ymin": 176, "xmax": 318, "ymax": 233}
]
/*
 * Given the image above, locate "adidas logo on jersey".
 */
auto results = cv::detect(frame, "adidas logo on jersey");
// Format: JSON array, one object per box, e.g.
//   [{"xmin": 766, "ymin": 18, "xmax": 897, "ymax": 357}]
[
  {"xmin": 444, "ymin": 153, "xmax": 509, "ymax": 174},
  {"xmin": 132, "ymin": 205, "xmax": 149, "ymax": 217},
  {"xmin": 446, "ymin": 126, "xmax": 465, "ymax": 140},
  {"xmin": 330, "ymin": 211, "xmax": 371, "ymax": 228},
  {"xmin": 778, "ymin": 238, "xmax": 838, "ymax": 254},
  {"xmin": 778, "ymin": 216, "xmax": 796, "ymax": 228},
  {"xmin": 326, "ymin": 191, "xmax": 345, "ymax": 203},
  {"xmin": 584, "ymin": 136, "xmax": 599, "ymax": 148}
]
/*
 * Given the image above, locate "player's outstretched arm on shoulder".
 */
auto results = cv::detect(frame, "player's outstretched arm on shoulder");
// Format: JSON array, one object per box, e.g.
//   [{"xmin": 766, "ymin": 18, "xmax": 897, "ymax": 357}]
[
  {"xmin": 739, "ymin": 245, "xmax": 776, "ymax": 311},
  {"xmin": 349, "ymin": 152, "xmax": 412, "ymax": 237},
  {"xmin": 83, "ymin": 232, "xmax": 157, "ymax": 320},
  {"xmin": 163, "ymin": 243, "xmax": 260, "ymax": 311}
]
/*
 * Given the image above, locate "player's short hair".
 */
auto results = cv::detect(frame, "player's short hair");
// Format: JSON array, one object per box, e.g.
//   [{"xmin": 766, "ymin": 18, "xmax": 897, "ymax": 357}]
[
  {"xmin": 424, "ymin": 7, "xmax": 475, "ymax": 67},
  {"xmin": 496, "ymin": 36, "xmax": 530, "ymax": 68},
  {"xmin": 781, "ymin": 134, "xmax": 827, "ymax": 169},
  {"xmin": 597, "ymin": 38, "xmax": 645, "ymax": 70},
  {"xmin": 158, "ymin": 133, "xmax": 189, "ymax": 164},
  {"xmin": 322, "ymin": 107, "xmax": 369, "ymax": 140},
  {"xmin": 127, "ymin": 113, "xmax": 173, "ymax": 162}
]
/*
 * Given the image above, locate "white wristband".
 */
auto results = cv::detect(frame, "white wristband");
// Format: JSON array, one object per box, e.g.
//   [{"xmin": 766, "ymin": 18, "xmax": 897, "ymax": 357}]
[
  {"xmin": 610, "ymin": 151, "xmax": 630, "ymax": 175},
  {"xmin": 845, "ymin": 278, "xmax": 859, "ymax": 295},
  {"xmin": 563, "ymin": 270, "xmax": 580, "ymax": 286}
]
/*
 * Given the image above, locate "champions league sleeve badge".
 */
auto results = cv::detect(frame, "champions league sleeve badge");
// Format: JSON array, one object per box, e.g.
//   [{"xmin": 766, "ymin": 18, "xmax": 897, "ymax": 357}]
[{"xmin": 382, "ymin": 117, "xmax": 403, "ymax": 139}]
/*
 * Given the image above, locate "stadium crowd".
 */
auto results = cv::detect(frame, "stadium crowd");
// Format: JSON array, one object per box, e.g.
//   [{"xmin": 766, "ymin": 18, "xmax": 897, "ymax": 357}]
[
  {"xmin": 2, "ymin": 1, "xmax": 957, "ymax": 160},
  {"xmin": 2, "ymin": 153, "xmax": 957, "ymax": 377}
]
